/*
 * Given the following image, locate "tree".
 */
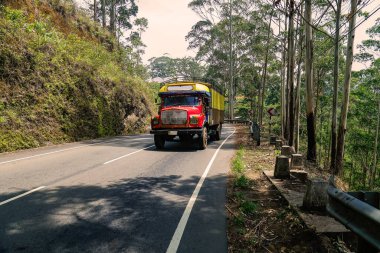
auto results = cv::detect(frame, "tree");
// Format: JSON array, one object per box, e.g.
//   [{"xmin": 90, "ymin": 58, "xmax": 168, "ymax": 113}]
[
  {"xmin": 148, "ymin": 56, "xmax": 206, "ymax": 80},
  {"xmin": 90, "ymin": 0, "xmax": 138, "ymax": 36},
  {"xmin": 330, "ymin": 0, "xmax": 342, "ymax": 173},
  {"xmin": 287, "ymin": 0, "xmax": 296, "ymax": 146},
  {"xmin": 353, "ymin": 18, "xmax": 380, "ymax": 187},
  {"xmin": 93, "ymin": 0, "xmax": 97, "ymax": 22},
  {"xmin": 101, "ymin": 0, "xmax": 106, "ymax": 28},
  {"xmin": 187, "ymin": 0, "xmax": 276, "ymax": 120},
  {"xmin": 304, "ymin": 0, "xmax": 317, "ymax": 162},
  {"xmin": 335, "ymin": 0, "xmax": 358, "ymax": 175}
]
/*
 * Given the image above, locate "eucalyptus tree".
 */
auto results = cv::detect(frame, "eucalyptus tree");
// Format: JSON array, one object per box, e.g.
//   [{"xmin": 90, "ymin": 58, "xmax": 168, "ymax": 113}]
[
  {"xmin": 90, "ymin": 0, "xmax": 138, "ymax": 35},
  {"xmin": 303, "ymin": 0, "xmax": 317, "ymax": 161},
  {"xmin": 187, "ymin": 0, "xmax": 277, "ymax": 120},
  {"xmin": 148, "ymin": 56, "xmax": 206, "ymax": 81},
  {"xmin": 335, "ymin": 0, "xmax": 358, "ymax": 175},
  {"xmin": 330, "ymin": 0, "xmax": 343, "ymax": 173}
]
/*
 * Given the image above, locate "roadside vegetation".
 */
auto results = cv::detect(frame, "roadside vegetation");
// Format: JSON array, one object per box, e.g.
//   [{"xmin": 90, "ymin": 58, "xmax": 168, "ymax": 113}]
[
  {"xmin": 0, "ymin": 0, "xmax": 155, "ymax": 152},
  {"xmin": 180, "ymin": 0, "xmax": 380, "ymax": 191},
  {"xmin": 227, "ymin": 127, "xmax": 350, "ymax": 252}
]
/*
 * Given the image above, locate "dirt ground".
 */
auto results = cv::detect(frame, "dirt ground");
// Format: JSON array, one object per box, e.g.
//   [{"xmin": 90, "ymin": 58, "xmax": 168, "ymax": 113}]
[{"xmin": 226, "ymin": 126, "xmax": 350, "ymax": 253}]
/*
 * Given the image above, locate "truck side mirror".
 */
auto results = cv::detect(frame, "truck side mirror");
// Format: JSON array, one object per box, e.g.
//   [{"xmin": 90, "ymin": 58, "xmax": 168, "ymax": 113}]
[{"xmin": 204, "ymin": 98, "xmax": 210, "ymax": 106}]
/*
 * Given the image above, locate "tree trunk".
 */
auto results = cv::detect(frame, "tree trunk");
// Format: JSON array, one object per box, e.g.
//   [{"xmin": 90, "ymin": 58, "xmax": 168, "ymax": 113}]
[
  {"xmin": 101, "ymin": 0, "xmax": 106, "ymax": 28},
  {"xmin": 304, "ymin": 0, "xmax": 317, "ymax": 162},
  {"xmin": 109, "ymin": 0, "xmax": 116, "ymax": 34},
  {"xmin": 228, "ymin": 0, "xmax": 234, "ymax": 120},
  {"xmin": 335, "ymin": 0, "xmax": 358, "ymax": 175},
  {"xmin": 93, "ymin": 0, "xmax": 97, "ymax": 22},
  {"xmin": 295, "ymin": 7, "xmax": 303, "ymax": 153},
  {"xmin": 285, "ymin": 15, "xmax": 291, "ymax": 143},
  {"xmin": 330, "ymin": 0, "xmax": 342, "ymax": 173},
  {"xmin": 283, "ymin": 0, "xmax": 289, "ymax": 142},
  {"xmin": 259, "ymin": 13, "xmax": 273, "ymax": 127},
  {"xmin": 288, "ymin": 0, "xmax": 296, "ymax": 147},
  {"xmin": 280, "ymin": 13, "xmax": 287, "ymax": 140},
  {"xmin": 257, "ymin": 77, "xmax": 262, "ymax": 122},
  {"xmin": 370, "ymin": 99, "xmax": 380, "ymax": 188}
]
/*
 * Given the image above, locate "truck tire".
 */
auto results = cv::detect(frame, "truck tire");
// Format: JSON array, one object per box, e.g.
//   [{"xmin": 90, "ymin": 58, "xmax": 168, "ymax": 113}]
[
  {"xmin": 154, "ymin": 134, "xmax": 165, "ymax": 149},
  {"xmin": 198, "ymin": 127, "xmax": 207, "ymax": 150},
  {"xmin": 215, "ymin": 124, "xmax": 222, "ymax": 141}
]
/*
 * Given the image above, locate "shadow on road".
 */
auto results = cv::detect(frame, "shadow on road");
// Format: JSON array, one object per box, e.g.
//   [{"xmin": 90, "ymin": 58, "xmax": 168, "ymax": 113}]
[{"xmin": 0, "ymin": 173, "xmax": 227, "ymax": 253}]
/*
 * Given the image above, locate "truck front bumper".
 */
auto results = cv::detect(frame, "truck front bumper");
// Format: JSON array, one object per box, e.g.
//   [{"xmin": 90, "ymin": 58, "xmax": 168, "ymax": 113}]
[{"xmin": 150, "ymin": 128, "xmax": 203, "ymax": 135}]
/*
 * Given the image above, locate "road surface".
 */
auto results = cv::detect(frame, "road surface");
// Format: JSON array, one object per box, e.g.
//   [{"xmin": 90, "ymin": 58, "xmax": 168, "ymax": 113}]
[{"xmin": 0, "ymin": 126, "xmax": 236, "ymax": 253}]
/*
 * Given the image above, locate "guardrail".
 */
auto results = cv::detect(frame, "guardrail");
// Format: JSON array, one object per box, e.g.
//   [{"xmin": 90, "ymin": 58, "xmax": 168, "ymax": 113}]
[{"xmin": 327, "ymin": 187, "xmax": 380, "ymax": 252}]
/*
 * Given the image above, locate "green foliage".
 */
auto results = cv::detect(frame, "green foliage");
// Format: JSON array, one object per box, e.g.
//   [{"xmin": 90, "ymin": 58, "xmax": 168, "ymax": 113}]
[
  {"xmin": 0, "ymin": 3, "xmax": 154, "ymax": 152},
  {"xmin": 231, "ymin": 147, "xmax": 250, "ymax": 188},
  {"xmin": 232, "ymin": 147, "xmax": 245, "ymax": 173},
  {"xmin": 234, "ymin": 174, "xmax": 250, "ymax": 188},
  {"xmin": 233, "ymin": 214, "xmax": 245, "ymax": 226},
  {"xmin": 234, "ymin": 191, "xmax": 244, "ymax": 201},
  {"xmin": 148, "ymin": 56, "xmax": 206, "ymax": 80},
  {"xmin": 239, "ymin": 200, "xmax": 257, "ymax": 215}
]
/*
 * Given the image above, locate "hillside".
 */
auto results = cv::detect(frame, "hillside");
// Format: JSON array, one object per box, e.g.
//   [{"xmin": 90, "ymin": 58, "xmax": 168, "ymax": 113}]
[{"xmin": 0, "ymin": 0, "xmax": 155, "ymax": 152}]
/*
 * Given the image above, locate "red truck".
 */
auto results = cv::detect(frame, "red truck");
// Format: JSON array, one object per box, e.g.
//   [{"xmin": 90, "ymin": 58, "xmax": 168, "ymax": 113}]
[{"xmin": 150, "ymin": 80, "xmax": 224, "ymax": 149}]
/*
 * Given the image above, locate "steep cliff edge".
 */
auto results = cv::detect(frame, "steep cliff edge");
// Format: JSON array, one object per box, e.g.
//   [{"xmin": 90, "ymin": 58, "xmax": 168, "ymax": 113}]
[{"xmin": 0, "ymin": 0, "xmax": 154, "ymax": 152}]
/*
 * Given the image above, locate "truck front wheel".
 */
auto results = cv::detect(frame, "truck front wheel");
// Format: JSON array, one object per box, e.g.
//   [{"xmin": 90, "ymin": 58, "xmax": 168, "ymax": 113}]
[
  {"xmin": 154, "ymin": 134, "xmax": 165, "ymax": 149},
  {"xmin": 198, "ymin": 127, "xmax": 207, "ymax": 150}
]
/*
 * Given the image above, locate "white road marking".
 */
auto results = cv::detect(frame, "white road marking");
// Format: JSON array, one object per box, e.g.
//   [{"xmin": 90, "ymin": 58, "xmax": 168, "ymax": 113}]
[
  {"xmin": 166, "ymin": 129, "xmax": 236, "ymax": 253},
  {"xmin": 0, "ymin": 186, "xmax": 46, "ymax": 206},
  {"xmin": 0, "ymin": 146, "xmax": 90, "ymax": 165},
  {"xmin": 104, "ymin": 145, "xmax": 155, "ymax": 165},
  {"xmin": 0, "ymin": 137, "xmax": 153, "ymax": 165}
]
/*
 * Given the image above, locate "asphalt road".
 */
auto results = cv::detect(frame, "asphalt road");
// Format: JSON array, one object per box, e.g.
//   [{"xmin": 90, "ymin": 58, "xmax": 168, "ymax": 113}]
[{"xmin": 0, "ymin": 125, "xmax": 236, "ymax": 253}]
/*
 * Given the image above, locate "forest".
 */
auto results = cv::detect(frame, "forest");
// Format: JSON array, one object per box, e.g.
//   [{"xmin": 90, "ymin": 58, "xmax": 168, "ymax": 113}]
[{"xmin": 148, "ymin": 0, "xmax": 380, "ymax": 191}]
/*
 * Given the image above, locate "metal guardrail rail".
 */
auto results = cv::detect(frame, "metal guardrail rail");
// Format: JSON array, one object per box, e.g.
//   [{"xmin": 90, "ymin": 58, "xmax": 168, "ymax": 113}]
[{"xmin": 327, "ymin": 186, "xmax": 380, "ymax": 252}]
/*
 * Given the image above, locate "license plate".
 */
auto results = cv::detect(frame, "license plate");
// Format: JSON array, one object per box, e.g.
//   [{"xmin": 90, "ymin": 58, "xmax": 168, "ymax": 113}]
[{"xmin": 168, "ymin": 131, "xmax": 177, "ymax": 136}]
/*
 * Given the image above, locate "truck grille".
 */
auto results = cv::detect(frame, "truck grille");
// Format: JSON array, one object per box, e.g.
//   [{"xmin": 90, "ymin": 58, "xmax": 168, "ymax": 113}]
[{"xmin": 161, "ymin": 110, "xmax": 187, "ymax": 125}]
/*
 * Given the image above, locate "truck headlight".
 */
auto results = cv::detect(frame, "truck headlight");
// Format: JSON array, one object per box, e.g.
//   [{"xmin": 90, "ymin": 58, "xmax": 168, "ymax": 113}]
[{"xmin": 190, "ymin": 115, "xmax": 200, "ymax": 124}]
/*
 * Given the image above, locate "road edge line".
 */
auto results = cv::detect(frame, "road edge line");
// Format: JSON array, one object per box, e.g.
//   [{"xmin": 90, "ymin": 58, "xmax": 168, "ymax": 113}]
[
  {"xmin": 0, "ymin": 186, "xmax": 46, "ymax": 206},
  {"xmin": 103, "ymin": 145, "xmax": 155, "ymax": 165},
  {"xmin": 166, "ymin": 128, "xmax": 236, "ymax": 253}
]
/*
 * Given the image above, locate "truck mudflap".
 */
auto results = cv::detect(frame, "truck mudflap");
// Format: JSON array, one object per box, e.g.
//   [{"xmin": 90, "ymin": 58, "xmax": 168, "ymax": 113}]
[{"xmin": 150, "ymin": 129, "xmax": 203, "ymax": 135}]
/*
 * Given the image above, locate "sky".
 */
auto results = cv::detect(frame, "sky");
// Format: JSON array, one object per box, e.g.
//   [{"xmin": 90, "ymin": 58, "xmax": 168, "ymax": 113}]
[
  {"xmin": 75, "ymin": 0, "xmax": 378, "ymax": 69},
  {"xmin": 135, "ymin": 0, "xmax": 199, "ymax": 63}
]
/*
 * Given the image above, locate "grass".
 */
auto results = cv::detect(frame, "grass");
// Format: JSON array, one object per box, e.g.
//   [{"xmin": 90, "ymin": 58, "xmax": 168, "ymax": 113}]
[
  {"xmin": 234, "ymin": 174, "xmax": 250, "ymax": 188},
  {"xmin": 240, "ymin": 200, "xmax": 257, "ymax": 215},
  {"xmin": 231, "ymin": 146, "xmax": 250, "ymax": 189},
  {"xmin": 230, "ymin": 145, "xmax": 257, "ymax": 226}
]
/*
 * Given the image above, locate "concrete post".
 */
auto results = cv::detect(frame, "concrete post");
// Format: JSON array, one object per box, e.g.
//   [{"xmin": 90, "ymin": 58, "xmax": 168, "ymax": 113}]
[
  {"xmin": 274, "ymin": 155, "xmax": 290, "ymax": 179},
  {"xmin": 275, "ymin": 139, "xmax": 283, "ymax": 150},
  {"xmin": 303, "ymin": 179, "xmax": 328, "ymax": 210},
  {"xmin": 291, "ymin": 154, "xmax": 303, "ymax": 169},
  {"xmin": 281, "ymin": 145, "xmax": 295, "ymax": 157}
]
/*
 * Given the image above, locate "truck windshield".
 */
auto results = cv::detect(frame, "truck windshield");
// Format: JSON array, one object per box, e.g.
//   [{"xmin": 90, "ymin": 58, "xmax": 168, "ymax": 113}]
[{"xmin": 163, "ymin": 96, "xmax": 200, "ymax": 107}]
